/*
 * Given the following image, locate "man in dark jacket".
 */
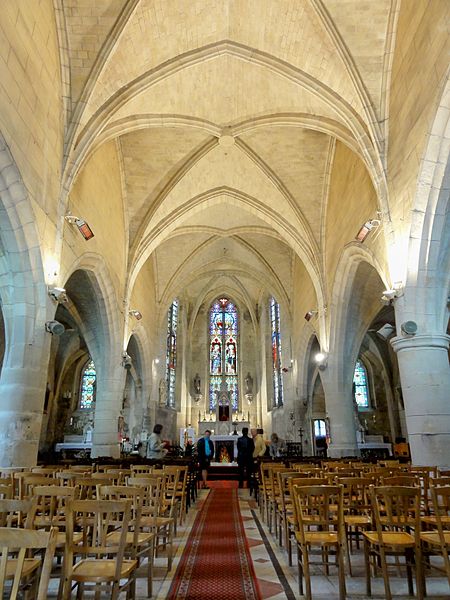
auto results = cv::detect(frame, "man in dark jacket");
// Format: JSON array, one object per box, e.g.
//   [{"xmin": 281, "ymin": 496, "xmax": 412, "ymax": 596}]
[
  {"xmin": 237, "ymin": 427, "xmax": 255, "ymax": 489},
  {"xmin": 197, "ymin": 430, "xmax": 214, "ymax": 488}
]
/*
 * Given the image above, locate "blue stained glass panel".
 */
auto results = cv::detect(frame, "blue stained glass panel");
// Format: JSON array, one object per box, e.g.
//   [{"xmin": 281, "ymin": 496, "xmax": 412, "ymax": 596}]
[
  {"xmin": 80, "ymin": 359, "xmax": 96, "ymax": 409},
  {"xmin": 270, "ymin": 298, "xmax": 283, "ymax": 407},
  {"xmin": 353, "ymin": 359, "xmax": 369, "ymax": 408},
  {"xmin": 166, "ymin": 299, "xmax": 178, "ymax": 408}
]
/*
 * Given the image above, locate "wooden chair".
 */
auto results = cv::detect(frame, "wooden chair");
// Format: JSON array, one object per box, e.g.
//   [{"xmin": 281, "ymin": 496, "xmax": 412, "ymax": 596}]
[
  {"xmin": 286, "ymin": 477, "xmax": 329, "ymax": 567},
  {"xmin": 62, "ymin": 499, "xmax": 137, "ymax": 600},
  {"xmin": 0, "ymin": 499, "xmax": 37, "ymax": 529},
  {"xmin": 0, "ymin": 485, "xmax": 13, "ymax": 500},
  {"xmin": 420, "ymin": 485, "xmax": 450, "ymax": 589},
  {"xmin": 15, "ymin": 474, "xmax": 60, "ymax": 499},
  {"xmin": 128, "ymin": 475, "xmax": 174, "ymax": 571},
  {"xmin": 100, "ymin": 485, "xmax": 155, "ymax": 598},
  {"xmin": 0, "ymin": 526, "xmax": 58, "ymax": 600},
  {"xmin": 33, "ymin": 486, "xmax": 81, "ymax": 598},
  {"xmin": 292, "ymin": 484, "xmax": 346, "ymax": 600},
  {"xmin": 337, "ymin": 476, "xmax": 373, "ymax": 576},
  {"xmin": 164, "ymin": 465, "xmax": 188, "ymax": 526},
  {"xmin": 363, "ymin": 485, "xmax": 423, "ymax": 600}
]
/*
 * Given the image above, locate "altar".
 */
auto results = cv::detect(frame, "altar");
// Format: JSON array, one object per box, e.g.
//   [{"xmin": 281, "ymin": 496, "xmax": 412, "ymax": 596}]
[{"xmin": 210, "ymin": 434, "xmax": 240, "ymax": 463}]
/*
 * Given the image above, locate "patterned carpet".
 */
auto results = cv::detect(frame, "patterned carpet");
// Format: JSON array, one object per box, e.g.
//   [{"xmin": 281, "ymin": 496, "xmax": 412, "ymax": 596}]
[{"xmin": 167, "ymin": 486, "xmax": 261, "ymax": 599}]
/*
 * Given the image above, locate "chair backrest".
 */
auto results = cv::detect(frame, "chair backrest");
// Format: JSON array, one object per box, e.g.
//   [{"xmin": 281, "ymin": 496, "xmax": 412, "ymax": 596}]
[
  {"xmin": 370, "ymin": 485, "xmax": 421, "ymax": 538},
  {"xmin": 0, "ymin": 498, "xmax": 38, "ymax": 528},
  {"xmin": 429, "ymin": 485, "xmax": 450, "ymax": 542},
  {"xmin": 16, "ymin": 474, "xmax": 60, "ymax": 499},
  {"xmin": 131, "ymin": 465, "xmax": 153, "ymax": 476},
  {"xmin": 75, "ymin": 477, "xmax": 114, "ymax": 499},
  {"xmin": 0, "ymin": 526, "xmax": 58, "ymax": 600},
  {"xmin": 127, "ymin": 476, "xmax": 164, "ymax": 518},
  {"xmin": 337, "ymin": 477, "xmax": 372, "ymax": 513},
  {"xmin": 33, "ymin": 485, "xmax": 79, "ymax": 528},
  {"xmin": 0, "ymin": 485, "xmax": 12, "ymax": 500},
  {"xmin": 382, "ymin": 475, "xmax": 420, "ymax": 487},
  {"xmin": 99, "ymin": 485, "xmax": 144, "ymax": 545},
  {"xmin": 31, "ymin": 467, "xmax": 60, "ymax": 475},
  {"xmin": 292, "ymin": 484, "xmax": 344, "ymax": 542}
]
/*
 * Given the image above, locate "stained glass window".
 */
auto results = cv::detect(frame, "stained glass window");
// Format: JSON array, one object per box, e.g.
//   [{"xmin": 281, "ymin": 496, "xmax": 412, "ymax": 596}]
[
  {"xmin": 209, "ymin": 298, "xmax": 238, "ymax": 410},
  {"xmin": 80, "ymin": 359, "xmax": 96, "ymax": 409},
  {"xmin": 270, "ymin": 297, "xmax": 283, "ymax": 407},
  {"xmin": 166, "ymin": 299, "xmax": 179, "ymax": 408},
  {"xmin": 353, "ymin": 359, "xmax": 369, "ymax": 408}
]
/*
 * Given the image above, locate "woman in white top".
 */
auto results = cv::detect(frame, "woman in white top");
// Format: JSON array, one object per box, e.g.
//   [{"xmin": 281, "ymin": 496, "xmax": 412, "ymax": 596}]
[{"xmin": 146, "ymin": 424, "xmax": 168, "ymax": 459}]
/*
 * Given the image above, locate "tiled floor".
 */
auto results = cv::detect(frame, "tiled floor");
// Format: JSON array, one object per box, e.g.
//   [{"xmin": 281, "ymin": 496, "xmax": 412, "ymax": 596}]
[{"xmin": 49, "ymin": 486, "xmax": 450, "ymax": 598}]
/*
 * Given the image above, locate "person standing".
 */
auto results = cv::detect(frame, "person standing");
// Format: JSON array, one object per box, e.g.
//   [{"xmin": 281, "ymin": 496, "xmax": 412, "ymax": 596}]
[
  {"xmin": 146, "ymin": 424, "xmax": 168, "ymax": 459},
  {"xmin": 197, "ymin": 430, "xmax": 214, "ymax": 489},
  {"xmin": 237, "ymin": 427, "xmax": 255, "ymax": 489},
  {"xmin": 253, "ymin": 428, "xmax": 267, "ymax": 458}
]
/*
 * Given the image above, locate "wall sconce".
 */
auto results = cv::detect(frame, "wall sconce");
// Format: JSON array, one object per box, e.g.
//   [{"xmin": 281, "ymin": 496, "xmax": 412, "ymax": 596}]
[
  {"xmin": 122, "ymin": 352, "xmax": 132, "ymax": 369},
  {"xmin": 129, "ymin": 310, "xmax": 143, "ymax": 320},
  {"xmin": 355, "ymin": 218, "xmax": 381, "ymax": 243},
  {"xmin": 376, "ymin": 323, "xmax": 396, "ymax": 340},
  {"xmin": 48, "ymin": 286, "xmax": 68, "ymax": 303},
  {"xmin": 314, "ymin": 352, "xmax": 328, "ymax": 370},
  {"xmin": 154, "ymin": 358, "xmax": 160, "ymax": 365},
  {"xmin": 381, "ymin": 285, "xmax": 403, "ymax": 305},
  {"xmin": 304, "ymin": 310, "xmax": 318, "ymax": 322},
  {"xmin": 65, "ymin": 213, "xmax": 94, "ymax": 240}
]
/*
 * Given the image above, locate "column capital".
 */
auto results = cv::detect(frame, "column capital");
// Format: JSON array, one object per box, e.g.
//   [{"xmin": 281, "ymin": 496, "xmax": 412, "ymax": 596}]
[{"xmin": 391, "ymin": 333, "xmax": 450, "ymax": 353}]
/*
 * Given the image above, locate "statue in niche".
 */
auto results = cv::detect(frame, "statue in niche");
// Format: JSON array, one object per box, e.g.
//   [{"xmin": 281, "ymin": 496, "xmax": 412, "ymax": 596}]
[
  {"xmin": 194, "ymin": 373, "xmax": 201, "ymax": 395},
  {"xmin": 159, "ymin": 378, "xmax": 167, "ymax": 406},
  {"xmin": 83, "ymin": 416, "xmax": 94, "ymax": 443},
  {"xmin": 245, "ymin": 373, "xmax": 253, "ymax": 395}
]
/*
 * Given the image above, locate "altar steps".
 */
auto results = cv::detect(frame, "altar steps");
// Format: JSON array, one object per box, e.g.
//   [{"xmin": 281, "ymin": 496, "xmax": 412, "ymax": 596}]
[{"xmin": 208, "ymin": 464, "xmax": 240, "ymax": 480}]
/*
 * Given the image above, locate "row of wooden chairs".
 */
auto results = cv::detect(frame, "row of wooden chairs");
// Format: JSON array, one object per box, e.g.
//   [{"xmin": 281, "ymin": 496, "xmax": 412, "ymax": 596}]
[
  {"xmin": 258, "ymin": 461, "xmax": 450, "ymax": 599},
  {"xmin": 0, "ymin": 462, "xmax": 198, "ymax": 598}
]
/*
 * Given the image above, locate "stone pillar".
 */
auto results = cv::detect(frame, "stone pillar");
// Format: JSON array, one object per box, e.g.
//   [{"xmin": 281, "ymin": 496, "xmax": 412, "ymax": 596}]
[
  {"xmin": 0, "ymin": 365, "xmax": 48, "ymax": 467},
  {"xmin": 322, "ymin": 363, "xmax": 359, "ymax": 458},
  {"xmin": 0, "ymin": 299, "xmax": 51, "ymax": 468},
  {"xmin": 91, "ymin": 373, "xmax": 124, "ymax": 459},
  {"xmin": 391, "ymin": 334, "xmax": 450, "ymax": 468}
]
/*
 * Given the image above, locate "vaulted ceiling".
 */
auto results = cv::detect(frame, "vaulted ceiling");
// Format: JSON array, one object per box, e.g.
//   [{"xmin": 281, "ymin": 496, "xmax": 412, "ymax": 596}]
[{"xmin": 61, "ymin": 0, "xmax": 397, "ymax": 313}]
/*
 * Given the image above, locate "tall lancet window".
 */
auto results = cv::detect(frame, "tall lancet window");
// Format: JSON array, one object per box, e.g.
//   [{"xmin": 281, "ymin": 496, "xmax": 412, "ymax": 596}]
[
  {"xmin": 353, "ymin": 359, "xmax": 370, "ymax": 408},
  {"xmin": 80, "ymin": 359, "xmax": 96, "ymax": 409},
  {"xmin": 166, "ymin": 299, "xmax": 179, "ymax": 408},
  {"xmin": 209, "ymin": 298, "xmax": 239, "ymax": 410},
  {"xmin": 270, "ymin": 297, "xmax": 283, "ymax": 407}
]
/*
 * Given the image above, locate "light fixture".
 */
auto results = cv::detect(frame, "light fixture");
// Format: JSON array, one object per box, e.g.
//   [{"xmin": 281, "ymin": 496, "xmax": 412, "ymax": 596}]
[
  {"xmin": 355, "ymin": 218, "xmax": 381, "ymax": 243},
  {"xmin": 376, "ymin": 323, "xmax": 396, "ymax": 340},
  {"xmin": 48, "ymin": 286, "xmax": 68, "ymax": 303},
  {"xmin": 65, "ymin": 214, "xmax": 94, "ymax": 240},
  {"xmin": 304, "ymin": 310, "xmax": 318, "ymax": 322},
  {"xmin": 154, "ymin": 358, "xmax": 160, "ymax": 365},
  {"xmin": 401, "ymin": 321, "xmax": 418, "ymax": 336},
  {"xmin": 129, "ymin": 310, "xmax": 142, "ymax": 320},
  {"xmin": 314, "ymin": 352, "xmax": 328, "ymax": 370},
  {"xmin": 122, "ymin": 352, "xmax": 132, "ymax": 369},
  {"xmin": 45, "ymin": 320, "xmax": 65, "ymax": 336},
  {"xmin": 381, "ymin": 285, "xmax": 403, "ymax": 305}
]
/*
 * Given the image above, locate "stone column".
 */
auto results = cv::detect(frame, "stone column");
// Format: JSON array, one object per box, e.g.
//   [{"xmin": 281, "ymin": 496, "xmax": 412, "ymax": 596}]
[
  {"xmin": 91, "ymin": 372, "xmax": 124, "ymax": 459},
  {"xmin": 391, "ymin": 334, "xmax": 450, "ymax": 468},
  {"xmin": 322, "ymin": 362, "xmax": 359, "ymax": 458},
  {"xmin": 0, "ymin": 302, "xmax": 51, "ymax": 467},
  {"xmin": 0, "ymin": 365, "xmax": 48, "ymax": 467}
]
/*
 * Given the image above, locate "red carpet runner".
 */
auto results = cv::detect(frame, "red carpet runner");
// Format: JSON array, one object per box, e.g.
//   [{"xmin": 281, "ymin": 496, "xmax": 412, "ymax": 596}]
[{"xmin": 167, "ymin": 486, "xmax": 261, "ymax": 599}]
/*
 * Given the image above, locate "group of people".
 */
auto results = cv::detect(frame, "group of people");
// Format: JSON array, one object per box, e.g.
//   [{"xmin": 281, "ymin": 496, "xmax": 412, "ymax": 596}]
[
  {"xmin": 142, "ymin": 423, "xmax": 286, "ymax": 490},
  {"xmin": 197, "ymin": 427, "xmax": 286, "ymax": 489}
]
